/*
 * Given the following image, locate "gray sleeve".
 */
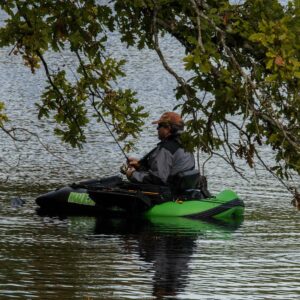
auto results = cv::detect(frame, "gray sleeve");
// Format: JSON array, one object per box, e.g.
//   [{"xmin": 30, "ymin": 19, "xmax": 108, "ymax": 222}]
[
  {"xmin": 130, "ymin": 170, "xmax": 149, "ymax": 183},
  {"xmin": 130, "ymin": 148, "xmax": 173, "ymax": 184}
]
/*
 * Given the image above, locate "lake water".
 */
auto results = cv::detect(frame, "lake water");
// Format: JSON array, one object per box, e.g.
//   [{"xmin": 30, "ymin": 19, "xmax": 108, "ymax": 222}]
[{"xmin": 0, "ymin": 9, "xmax": 300, "ymax": 299}]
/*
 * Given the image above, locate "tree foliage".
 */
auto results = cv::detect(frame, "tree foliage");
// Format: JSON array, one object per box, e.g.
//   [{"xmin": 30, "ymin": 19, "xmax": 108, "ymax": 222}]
[
  {"xmin": 0, "ymin": 0, "xmax": 300, "ymax": 191},
  {"xmin": 0, "ymin": 0, "xmax": 147, "ymax": 149}
]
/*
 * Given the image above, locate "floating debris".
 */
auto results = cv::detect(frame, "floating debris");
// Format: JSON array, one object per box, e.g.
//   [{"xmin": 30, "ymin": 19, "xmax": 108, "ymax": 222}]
[{"xmin": 10, "ymin": 197, "xmax": 26, "ymax": 208}]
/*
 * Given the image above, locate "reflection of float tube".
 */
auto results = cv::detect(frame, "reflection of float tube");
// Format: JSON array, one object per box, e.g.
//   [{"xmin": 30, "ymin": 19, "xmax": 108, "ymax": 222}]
[
  {"xmin": 146, "ymin": 215, "xmax": 243, "ymax": 237},
  {"xmin": 65, "ymin": 215, "xmax": 242, "ymax": 239}
]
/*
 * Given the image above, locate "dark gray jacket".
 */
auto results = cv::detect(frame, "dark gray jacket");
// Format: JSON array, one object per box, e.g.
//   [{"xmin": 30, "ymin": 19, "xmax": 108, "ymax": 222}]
[{"xmin": 130, "ymin": 136, "xmax": 195, "ymax": 185}]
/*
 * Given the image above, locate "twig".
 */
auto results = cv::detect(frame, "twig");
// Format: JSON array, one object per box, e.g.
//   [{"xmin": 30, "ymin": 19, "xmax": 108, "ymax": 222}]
[
  {"xmin": 190, "ymin": 0, "xmax": 205, "ymax": 53},
  {"xmin": 1, "ymin": 125, "xmax": 74, "ymax": 164}
]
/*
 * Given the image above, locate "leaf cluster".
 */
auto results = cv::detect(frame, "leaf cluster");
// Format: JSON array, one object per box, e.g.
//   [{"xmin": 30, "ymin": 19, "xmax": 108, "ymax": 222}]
[
  {"xmin": 0, "ymin": 0, "xmax": 147, "ymax": 150},
  {"xmin": 0, "ymin": 101, "xmax": 8, "ymax": 127}
]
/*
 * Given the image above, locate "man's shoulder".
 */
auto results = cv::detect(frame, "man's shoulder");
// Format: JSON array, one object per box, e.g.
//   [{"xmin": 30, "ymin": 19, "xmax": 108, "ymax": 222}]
[{"xmin": 159, "ymin": 138, "xmax": 181, "ymax": 155}]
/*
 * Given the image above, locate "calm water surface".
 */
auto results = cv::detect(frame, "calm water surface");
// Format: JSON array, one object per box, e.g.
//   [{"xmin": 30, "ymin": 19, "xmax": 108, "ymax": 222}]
[{"xmin": 0, "ymin": 10, "xmax": 300, "ymax": 299}]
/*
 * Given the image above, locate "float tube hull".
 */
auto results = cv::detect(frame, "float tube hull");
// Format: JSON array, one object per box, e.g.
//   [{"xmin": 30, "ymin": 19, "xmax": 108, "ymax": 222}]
[{"xmin": 36, "ymin": 177, "xmax": 244, "ymax": 221}]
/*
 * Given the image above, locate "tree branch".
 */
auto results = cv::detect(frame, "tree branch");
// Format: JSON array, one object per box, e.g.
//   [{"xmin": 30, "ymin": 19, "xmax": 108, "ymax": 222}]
[{"xmin": 190, "ymin": 0, "xmax": 206, "ymax": 53}]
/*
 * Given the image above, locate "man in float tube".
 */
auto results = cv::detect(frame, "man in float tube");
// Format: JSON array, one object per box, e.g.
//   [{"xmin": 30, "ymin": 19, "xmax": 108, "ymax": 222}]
[{"xmin": 125, "ymin": 111, "xmax": 195, "ymax": 185}]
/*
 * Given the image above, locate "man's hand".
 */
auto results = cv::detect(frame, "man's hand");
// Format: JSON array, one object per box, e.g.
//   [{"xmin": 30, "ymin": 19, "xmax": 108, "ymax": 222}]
[
  {"xmin": 120, "ymin": 157, "xmax": 140, "ymax": 176},
  {"xmin": 128, "ymin": 157, "xmax": 140, "ymax": 169},
  {"xmin": 126, "ymin": 167, "xmax": 135, "ymax": 178}
]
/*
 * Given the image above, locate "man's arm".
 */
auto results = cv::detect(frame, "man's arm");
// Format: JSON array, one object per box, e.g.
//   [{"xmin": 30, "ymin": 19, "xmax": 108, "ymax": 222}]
[{"xmin": 128, "ymin": 148, "xmax": 173, "ymax": 185}]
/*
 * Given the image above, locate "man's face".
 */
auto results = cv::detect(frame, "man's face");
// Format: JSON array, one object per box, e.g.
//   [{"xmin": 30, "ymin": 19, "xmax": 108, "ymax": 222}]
[{"xmin": 156, "ymin": 123, "xmax": 171, "ymax": 140}]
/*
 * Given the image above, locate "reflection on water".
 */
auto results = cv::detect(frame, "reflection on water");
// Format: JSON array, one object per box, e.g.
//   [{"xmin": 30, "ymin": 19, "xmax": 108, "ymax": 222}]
[
  {"xmin": 1, "ymin": 198, "xmax": 300, "ymax": 299},
  {"xmin": 69, "ymin": 216, "xmax": 243, "ymax": 299},
  {"xmin": 0, "ymin": 199, "xmax": 241, "ymax": 300},
  {"xmin": 93, "ymin": 216, "xmax": 242, "ymax": 299}
]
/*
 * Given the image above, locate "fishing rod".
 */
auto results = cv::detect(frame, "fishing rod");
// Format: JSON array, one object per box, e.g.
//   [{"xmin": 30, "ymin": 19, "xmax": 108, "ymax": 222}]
[
  {"xmin": 91, "ymin": 94, "xmax": 129, "ymax": 162},
  {"xmin": 61, "ymin": 51, "xmax": 130, "ymax": 163}
]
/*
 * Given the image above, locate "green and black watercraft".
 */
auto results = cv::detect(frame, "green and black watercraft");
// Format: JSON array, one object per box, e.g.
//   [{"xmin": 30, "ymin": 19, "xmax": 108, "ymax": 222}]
[{"xmin": 36, "ymin": 173, "xmax": 244, "ymax": 221}]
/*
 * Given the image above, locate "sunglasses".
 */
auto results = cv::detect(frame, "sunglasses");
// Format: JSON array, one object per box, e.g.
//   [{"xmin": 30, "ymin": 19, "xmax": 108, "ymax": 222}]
[{"xmin": 157, "ymin": 123, "xmax": 170, "ymax": 130}]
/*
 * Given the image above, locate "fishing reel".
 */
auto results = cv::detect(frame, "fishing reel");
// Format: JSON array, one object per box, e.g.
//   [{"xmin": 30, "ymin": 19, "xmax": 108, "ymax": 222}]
[{"xmin": 120, "ymin": 163, "xmax": 129, "ymax": 175}]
